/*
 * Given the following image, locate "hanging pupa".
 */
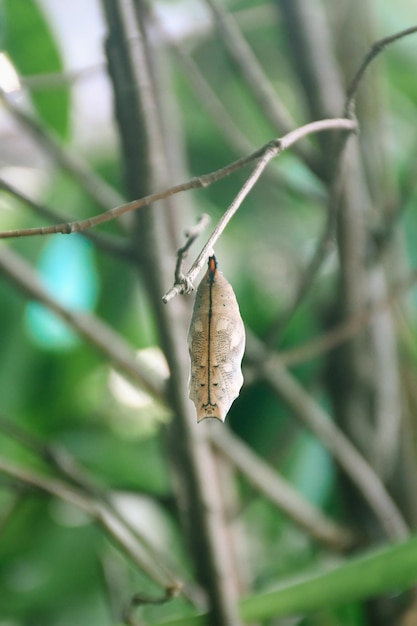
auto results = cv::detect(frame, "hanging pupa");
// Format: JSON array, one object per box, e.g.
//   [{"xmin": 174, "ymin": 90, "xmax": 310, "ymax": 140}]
[{"xmin": 188, "ymin": 255, "xmax": 245, "ymax": 422}]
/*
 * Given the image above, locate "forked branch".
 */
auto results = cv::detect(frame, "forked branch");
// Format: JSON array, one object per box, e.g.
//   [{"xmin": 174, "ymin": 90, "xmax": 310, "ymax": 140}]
[
  {"xmin": 0, "ymin": 119, "xmax": 354, "ymax": 243},
  {"xmin": 163, "ymin": 118, "xmax": 356, "ymax": 302},
  {"xmin": 345, "ymin": 25, "xmax": 417, "ymax": 115}
]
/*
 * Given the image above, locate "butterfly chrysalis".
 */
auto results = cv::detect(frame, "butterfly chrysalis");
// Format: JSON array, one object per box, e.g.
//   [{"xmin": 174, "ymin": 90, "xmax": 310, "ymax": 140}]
[{"xmin": 188, "ymin": 255, "xmax": 245, "ymax": 422}]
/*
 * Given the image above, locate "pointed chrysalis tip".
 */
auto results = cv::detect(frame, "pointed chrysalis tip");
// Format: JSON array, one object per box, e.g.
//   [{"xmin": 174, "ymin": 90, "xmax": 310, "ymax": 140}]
[{"xmin": 197, "ymin": 412, "xmax": 226, "ymax": 424}]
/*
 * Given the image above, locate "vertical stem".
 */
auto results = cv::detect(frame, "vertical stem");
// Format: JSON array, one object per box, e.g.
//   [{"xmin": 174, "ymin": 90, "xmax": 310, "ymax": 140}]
[
  {"xmin": 100, "ymin": 1, "xmax": 243, "ymax": 623},
  {"xmin": 276, "ymin": 0, "xmax": 411, "ymax": 560}
]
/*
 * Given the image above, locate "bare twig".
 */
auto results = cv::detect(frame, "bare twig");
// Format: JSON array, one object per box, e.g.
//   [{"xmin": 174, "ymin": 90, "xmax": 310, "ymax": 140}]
[
  {"xmin": 279, "ymin": 267, "xmax": 417, "ymax": 367},
  {"xmin": 209, "ymin": 426, "xmax": 354, "ymax": 550},
  {"xmin": 376, "ymin": 141, "xmax": 417, "ymax": 250},
  {"xmin": 345, "ymin": 25, "xmax": 417, "ymax": 116},
  {"xmin": 0, "ymin": 457, "xmax": 181, "ymax": 591},
  {"xmin": 0, "ymin": 119, "xmax": 355, "ymax": 246},
  {"xmin": 159, "ymin": 21, "xmax": 256, "ymax": 156},
  {"xmin": 163, "ymin": 117, "xmax": 356, "ymax": 302},
  {"xmin": 103, "ymin": 1, "xmax": 244, "ymax": 623},
  {"xmin": 0, "ymin": 245, "xmax": 165, "ymax": 400},
  {"xmin": 0, "ymin": 178, "xmax": 132, "ymax": 259},
  {"xmin": 246, "ymin": 333, "xmax": 409, "ymax": 540},
  {"xmin": 0, "ymin": 414, "xmax": 45, "ymax": 456},
  {"xmin": 278, "ymin": 0, "xmax": 345, "ymax": 122},
  {"xmin": 0, "ymin": 143, "xmax": 269, "ymax": 238},
  {"xmin": 158, "ymin": 22, "xmax": 314, "ymax": 200},
  {"xmin": 0, "ymin": 90, "xmax": 125, "ymax": 211},
  {"xmin": 20, "ymin": 64, "xmax": 102, "ymax": 89},
  {"xmin": 204, "ymin": 0, "xmax": 296, "ymax": 136},
  {"xmin": 278, "ymin": 1, "xmax": 405, "ymax": 542},
  {"xmin": 173, "ymin": 214, "xmax": 211, "ymax": 291},
  {"xmin": 262, "ymin": 19, "xmax": 417, "ymax": 351},
  {"xmin": 264, "ymin": 207, "xmax": 334, "ymax": 345},
  {"xmin": 263, "ymin": 131, "xmax": 348, "ymax": 346},
  {"xmin": 161, "ymin": 138, "xmax": 278, "ymax": 302},
  {"xmin": 0, "ymin": 413, "xmax": 199, "ymax": 605}
]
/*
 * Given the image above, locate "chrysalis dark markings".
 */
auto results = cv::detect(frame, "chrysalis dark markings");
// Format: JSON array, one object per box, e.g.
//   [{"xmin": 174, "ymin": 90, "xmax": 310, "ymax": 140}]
[{"xmin": 187, "ymin": 255, "xmax": 245, "ymax": 422}]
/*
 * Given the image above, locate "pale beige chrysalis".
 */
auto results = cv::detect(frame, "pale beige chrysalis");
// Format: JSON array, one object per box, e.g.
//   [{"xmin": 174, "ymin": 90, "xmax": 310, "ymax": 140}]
[{"xmin": 188, "ymin": 255, "xmax": 245, "ymax": 422}]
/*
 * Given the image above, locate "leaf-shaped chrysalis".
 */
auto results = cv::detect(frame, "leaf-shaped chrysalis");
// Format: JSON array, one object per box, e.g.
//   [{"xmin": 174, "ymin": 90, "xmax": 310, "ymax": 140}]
[{"xmin": 188, "ymin": 255, "xmax": 245, "ymax": 422}]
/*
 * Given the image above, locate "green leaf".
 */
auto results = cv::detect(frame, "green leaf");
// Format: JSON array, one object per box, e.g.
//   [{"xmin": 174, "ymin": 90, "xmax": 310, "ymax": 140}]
[
  {"xmin": 2, "ymin": 0, "xmax": 70, "ymax": 138},
  {"xmin": 152, "ymin": 535, "xmax": 417, "ymax": 624}
]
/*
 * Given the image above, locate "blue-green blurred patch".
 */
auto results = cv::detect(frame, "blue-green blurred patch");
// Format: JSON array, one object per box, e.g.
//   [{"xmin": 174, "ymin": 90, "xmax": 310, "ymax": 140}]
[
  {"xmin": 286, "ymin": 432, "xmax": 335, "ymax": 508},
  {"xmin": 26, "ymin": 235, "xmax": 99, "ymax": 349}
]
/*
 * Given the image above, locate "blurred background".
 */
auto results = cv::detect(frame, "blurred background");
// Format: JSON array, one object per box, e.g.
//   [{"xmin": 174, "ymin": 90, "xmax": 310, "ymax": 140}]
[{"xmin": 1, "ymin": 1, "xmax": 417, "ymax": 625}]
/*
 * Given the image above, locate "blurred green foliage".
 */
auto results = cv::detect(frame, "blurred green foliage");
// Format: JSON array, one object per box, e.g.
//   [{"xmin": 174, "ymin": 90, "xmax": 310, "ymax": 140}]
[
  {"xmin": 2, "ymin": 0, "xmax": 71, "ymax": 138},
  {"xmin": 0, "ymin": 1, "xmax": 417, "ymax": 625}
]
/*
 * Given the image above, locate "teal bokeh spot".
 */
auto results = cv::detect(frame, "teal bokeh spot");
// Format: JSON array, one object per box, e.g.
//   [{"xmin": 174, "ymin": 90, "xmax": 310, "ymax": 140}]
[
  {"xmin": 26, "ymin": 235, "xmax": 99, "ymax": 349},
  {"xmin": 289, "ymin": 434, "xmax": 335, "ymax": 507}
]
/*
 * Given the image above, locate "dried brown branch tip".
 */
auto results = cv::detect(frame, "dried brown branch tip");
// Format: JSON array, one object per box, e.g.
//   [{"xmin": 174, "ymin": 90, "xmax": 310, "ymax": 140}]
[{"xmin": 188, "ymin": 255, "xmax": 245, "ymax": 422}]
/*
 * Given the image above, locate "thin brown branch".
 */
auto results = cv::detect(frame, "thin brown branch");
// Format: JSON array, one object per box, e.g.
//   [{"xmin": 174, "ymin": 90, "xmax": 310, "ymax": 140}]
[
  {"xmin": 0, "ymin": 90, "xmax": 124, "ymax": 211},
  {"xmin": 279, "ymin": 267, "xmax": 417, "ymax": 367},
  {"xmin": 279, "ymin": 2, "xmax": 404, "ymax": 542},
  {"xmin": 0, "ymin": 143, "xmax": 268, "ymax": 239},
  {"xmin": 263, "ymin": 130, "xmax": 349, "ymax": 346},
  {"xmin": 159, "ymin": 22, "xmax": 315, "ymax": 200},
  {"xmin": 278, "ymin": 0, "xmax": 345, "ymax": 123},
  {"xmin": 0, "ymin": 413, "xmax": 199, "ymax": 605},
  {"xmin": 376, "ymin": 141, "xmax": 417, "ymax": 251},
  {"xmin": 0, "ymin": 178, "xmax": 133, "ymax": 259},
  {"xmin": 245, "ymin": 332, "xmax": 409, "ymax": 540},
  {"xmin": 173, "ymin": 214, "xmax": 211, "ymax": 288},
  {"xmin": 345, "ymin": 25, "xmax": 417, "ymax": 116},
  {"xmin": 0, "ymin": 118, "xmax": 355, "ymax": 244},
  {"xmin": 162, "ymin": 138, "xmax": 278, "ymax": 302},
  {"xmin": 160, "ymin": 21, "xmax": 257, "ymax": 155},
  {"xmin": 20, "ymin": 64, "xmax": 102, "ymax": 89},
  {"xmin": 0, "ymin": 457, "xmax": 181, "ymax": 592},
  {"xmin": 264, "ymin": 207, "xmax": 334, "ymax": 345},
  {"xmin": 0, "ymin": 244, "xmax": 165, "ymax": 401},
  {"xmin": 209, "ymin": 426, "xmax": 355, "ymax": 550},
  {"xmin": 204, "ymin": 0, "xmax": 296, "ymax": 135},
  {"xmin": 103, "ymin": 1, "xmax": 243, "ymax": 623},
  {"xmin": 163, "ymin": 117, "xmax": 356, "ymax": 302}
]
